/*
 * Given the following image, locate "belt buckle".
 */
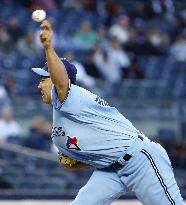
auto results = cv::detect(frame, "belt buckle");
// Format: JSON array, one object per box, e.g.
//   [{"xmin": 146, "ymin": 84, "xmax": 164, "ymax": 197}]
[{"xmin": 111, "ymin": 162, "xmax": 123, "ymax": 170}]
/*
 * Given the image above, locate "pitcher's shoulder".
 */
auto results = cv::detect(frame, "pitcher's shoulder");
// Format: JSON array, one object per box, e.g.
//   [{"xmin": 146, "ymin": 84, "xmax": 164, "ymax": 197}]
[
  {"xmin": 69, "ymin": 85, "xmax": 97, "ymax": 101},
  {"xmin": 53, "ymin": 84, "xmax": 96, "ymax": 112}
]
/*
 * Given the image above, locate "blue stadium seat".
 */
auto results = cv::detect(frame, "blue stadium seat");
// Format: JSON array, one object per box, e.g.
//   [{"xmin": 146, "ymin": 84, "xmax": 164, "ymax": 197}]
[
  {"xmin": 6, "ymin": 136, "xmax": 24, "ymax": 145},
  {"xmin": 158, "ymin": 128, "xmax": 179, "ymax": 153}
]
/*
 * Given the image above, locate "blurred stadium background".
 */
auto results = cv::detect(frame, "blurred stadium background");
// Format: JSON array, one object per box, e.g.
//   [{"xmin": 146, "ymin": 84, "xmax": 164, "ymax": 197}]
[
  {"xmin": 0, "ymin": 200, "xmax": 142, "ymax": 204},
  {"xmin": 0, "ymin": 0, "xmax": 186, "ymax": 203}
]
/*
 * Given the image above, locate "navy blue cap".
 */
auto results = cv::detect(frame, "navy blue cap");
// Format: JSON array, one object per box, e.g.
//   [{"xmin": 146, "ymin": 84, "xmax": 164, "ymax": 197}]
[{"xmin": 32, "ymin": 58, "xmax": 77, "ymax": 85}]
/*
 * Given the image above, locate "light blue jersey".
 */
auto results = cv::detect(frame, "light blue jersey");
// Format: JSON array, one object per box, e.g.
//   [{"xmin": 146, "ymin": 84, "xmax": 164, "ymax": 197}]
[
  {"xmin": 51, "ymin": 84, "xmax": 140, "ymax": 168},
  {"xmin": 51, "ymin": 84, "xmax": 184, "ymax": 205}
]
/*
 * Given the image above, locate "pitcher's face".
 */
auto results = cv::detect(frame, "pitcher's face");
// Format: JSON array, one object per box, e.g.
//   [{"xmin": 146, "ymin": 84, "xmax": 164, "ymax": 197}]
[{"xmin": 38, "ymin": 77, "xmax": 52, "ymax": 104}]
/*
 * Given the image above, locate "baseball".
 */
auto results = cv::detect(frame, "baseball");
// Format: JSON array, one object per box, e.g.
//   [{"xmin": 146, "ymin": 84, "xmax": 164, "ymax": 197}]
[{"xmin": 32, "ymin": 10, "xmax": 46, "ymax": 22}]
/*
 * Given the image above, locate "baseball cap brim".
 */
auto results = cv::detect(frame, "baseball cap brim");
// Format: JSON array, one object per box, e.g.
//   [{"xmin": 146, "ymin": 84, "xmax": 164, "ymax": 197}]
[{"xmin": 32, "ymin": 67, "xmax": 50, "ymax": 77}]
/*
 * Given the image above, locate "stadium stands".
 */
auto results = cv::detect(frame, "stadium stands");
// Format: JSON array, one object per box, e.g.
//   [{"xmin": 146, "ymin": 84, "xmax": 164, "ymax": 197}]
[{"xmin": 0, "ymin": 142, "xmax": 93, "ymax": 198}]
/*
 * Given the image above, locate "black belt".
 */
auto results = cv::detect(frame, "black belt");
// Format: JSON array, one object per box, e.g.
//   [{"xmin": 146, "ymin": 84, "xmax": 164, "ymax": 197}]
[
  {"xmin": 106, "ymin": 135, "xmax": 144, "ymax": 170},
  {"xmin": 108, "ymin": 153, "xmax": 132, "ymax": 170}
]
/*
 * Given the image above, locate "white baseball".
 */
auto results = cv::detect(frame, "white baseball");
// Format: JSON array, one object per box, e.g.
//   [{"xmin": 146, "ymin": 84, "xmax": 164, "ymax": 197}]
[{"xmin": 32, "ymin": 10, "xmax": 46, "ymax": 22}]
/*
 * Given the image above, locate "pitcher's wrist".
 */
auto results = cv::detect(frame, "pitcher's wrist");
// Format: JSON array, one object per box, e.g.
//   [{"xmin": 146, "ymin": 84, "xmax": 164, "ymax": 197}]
[{"xmin": 44, "ymin": 43, "xmax": 53, "ymax": 50}]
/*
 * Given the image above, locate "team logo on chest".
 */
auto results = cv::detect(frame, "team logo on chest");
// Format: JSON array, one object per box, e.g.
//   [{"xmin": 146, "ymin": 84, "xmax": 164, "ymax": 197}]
[{"xmin": 66, "ymin": 136, "xmax": 81, "ymax": 151}]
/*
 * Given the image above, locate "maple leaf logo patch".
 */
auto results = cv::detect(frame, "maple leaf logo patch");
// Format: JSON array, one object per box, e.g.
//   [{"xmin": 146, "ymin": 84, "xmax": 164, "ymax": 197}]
[{"xmin": 66, "ymin": 136, "xmax": 81, "ymax": 151}]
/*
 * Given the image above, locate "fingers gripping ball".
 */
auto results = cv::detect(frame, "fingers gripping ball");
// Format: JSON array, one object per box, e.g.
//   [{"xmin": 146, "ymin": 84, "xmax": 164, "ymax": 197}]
[
  {"xmin": 32, "ymin": 10, "xmax": 46, "ymax": 22},
  {"xmin": 58, "ymin": 153, "xmax": 79, "ymax": 167},
  {"xmin": 39, "ymin": 20, "xmax": 52, "ymax": 49}
]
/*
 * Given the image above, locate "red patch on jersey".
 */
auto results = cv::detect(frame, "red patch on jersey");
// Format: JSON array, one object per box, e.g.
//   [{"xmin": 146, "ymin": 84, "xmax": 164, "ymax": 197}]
[
  {"xmin": 66, "ymin": 136, "xmax": 81, "ymax": 151},
  {"xmin": 70, "ymin": 136, "xmax": 78, "ymax": 144}
]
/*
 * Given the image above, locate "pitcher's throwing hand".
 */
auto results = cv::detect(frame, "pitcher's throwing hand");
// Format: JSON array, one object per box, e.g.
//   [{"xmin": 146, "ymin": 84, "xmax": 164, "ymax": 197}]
[{"xmin": 40, "ymin": 20, "xmax": 53, "ymax": 49}]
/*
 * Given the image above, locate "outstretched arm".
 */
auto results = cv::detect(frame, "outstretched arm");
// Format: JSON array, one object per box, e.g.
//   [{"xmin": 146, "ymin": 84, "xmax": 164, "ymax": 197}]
[{"xmin": 39, "ymin": 20, "xmax": 69, "ymax": 101}]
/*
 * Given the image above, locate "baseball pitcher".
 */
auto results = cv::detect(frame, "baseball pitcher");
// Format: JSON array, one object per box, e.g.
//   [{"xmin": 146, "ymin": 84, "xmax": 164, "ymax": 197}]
[{"xmin": 32, "ymin": 20, "xmax": 184, "ymax": 205}]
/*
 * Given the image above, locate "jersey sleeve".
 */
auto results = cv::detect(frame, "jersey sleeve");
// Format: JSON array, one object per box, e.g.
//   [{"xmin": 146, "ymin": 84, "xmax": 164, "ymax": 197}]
[{"xmin": 51, "ymin": 79, "xmax": 71, "ymax": 110}]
